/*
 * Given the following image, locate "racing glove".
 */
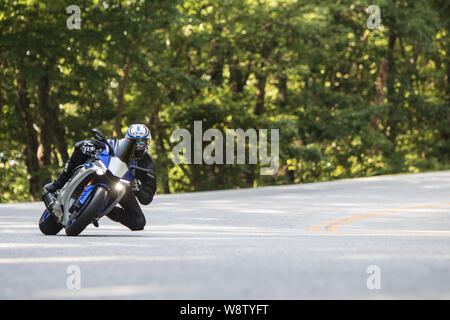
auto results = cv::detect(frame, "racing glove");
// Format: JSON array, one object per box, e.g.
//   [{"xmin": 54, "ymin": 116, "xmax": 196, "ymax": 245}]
[
  {"xmin": 77, "ymin": 140, "xmax": 105, "ymax": 156},
  {"xmin": 130, "ymin": 178, "xmax": 142, "ymax": 194}
]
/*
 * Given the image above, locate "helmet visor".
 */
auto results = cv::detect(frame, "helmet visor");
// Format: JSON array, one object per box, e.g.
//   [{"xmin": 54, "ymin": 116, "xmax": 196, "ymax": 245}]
[{"xmin": 135, "ymin": 138, "xmax": 150, "ymax": 151}]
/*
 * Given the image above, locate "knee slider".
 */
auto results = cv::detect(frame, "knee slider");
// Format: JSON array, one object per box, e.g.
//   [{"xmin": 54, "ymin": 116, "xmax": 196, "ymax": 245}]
[{"xmin": 131, "ymin": 215, "xmax": 146, "ymax": 231}]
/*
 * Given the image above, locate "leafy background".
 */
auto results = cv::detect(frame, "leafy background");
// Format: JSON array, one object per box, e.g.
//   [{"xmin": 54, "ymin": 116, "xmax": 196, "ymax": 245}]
[{"xmin": 1, "ymin": 0, "xmax": 449, "ymax": 202}]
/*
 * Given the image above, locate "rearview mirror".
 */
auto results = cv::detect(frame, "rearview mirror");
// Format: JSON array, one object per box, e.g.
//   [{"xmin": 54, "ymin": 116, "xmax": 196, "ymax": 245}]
[
  {"xmin": 91, "ymin": 128, "xmax": 107, "ymax": 143},
  {"xmin": 91, "ymin": 128, "xmax": 115, "ymax": 156}
]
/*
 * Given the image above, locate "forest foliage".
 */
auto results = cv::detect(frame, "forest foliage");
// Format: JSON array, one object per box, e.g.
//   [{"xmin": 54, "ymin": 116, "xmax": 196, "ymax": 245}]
[{"xmin": 1, "ymin": 0, "xmax": 449, "ymax": 202}]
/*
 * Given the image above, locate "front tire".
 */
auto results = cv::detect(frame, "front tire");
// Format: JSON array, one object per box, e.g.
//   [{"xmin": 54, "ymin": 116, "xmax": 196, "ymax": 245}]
[
  {"xmin": 39, "ymin": 210, "xmax": 63, "ymax": 235},
  {"xmin": 65, "ymin": 186, "xmax": 108, "ymax": 236}
]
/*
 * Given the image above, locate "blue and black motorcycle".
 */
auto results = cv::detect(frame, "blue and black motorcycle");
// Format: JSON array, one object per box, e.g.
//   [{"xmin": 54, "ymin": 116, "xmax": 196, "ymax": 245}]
[{"xmin": 39, "ymin": 129, "xmax": 151, "ymax": 236}]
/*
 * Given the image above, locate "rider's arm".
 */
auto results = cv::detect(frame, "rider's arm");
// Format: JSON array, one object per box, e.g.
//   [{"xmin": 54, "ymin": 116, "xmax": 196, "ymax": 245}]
[
  {"xmin": 75, "ymin": 139, "xmax": 106, "ymax": 156},
  {"xmin": 133, "ymin": 155, "xmax": 157, "ymax": 205}
]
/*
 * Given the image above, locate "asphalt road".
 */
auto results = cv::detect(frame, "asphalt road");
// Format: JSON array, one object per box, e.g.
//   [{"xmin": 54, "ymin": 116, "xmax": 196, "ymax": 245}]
[{"xmin": 1, "ymin": 171, "xmax": 450, "ymax": 299}]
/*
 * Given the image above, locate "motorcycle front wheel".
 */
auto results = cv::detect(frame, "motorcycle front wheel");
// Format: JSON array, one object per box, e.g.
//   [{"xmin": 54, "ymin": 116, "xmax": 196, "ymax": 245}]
[{"xmin": 65, "ymin": 186, "xmax": 108, "ymax": 236}]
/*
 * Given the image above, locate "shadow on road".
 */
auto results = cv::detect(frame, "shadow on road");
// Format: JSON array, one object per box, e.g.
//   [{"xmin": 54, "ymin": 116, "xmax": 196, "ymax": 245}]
[{"xmin": 61, "ymin": 234, "xmax": 148, "ymax": 238}]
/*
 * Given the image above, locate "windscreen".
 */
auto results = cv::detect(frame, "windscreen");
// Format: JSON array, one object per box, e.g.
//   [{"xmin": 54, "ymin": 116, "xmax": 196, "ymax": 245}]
[{"xmin": 114, "ymin": 138, "xmax": 135, "ymax": 164}]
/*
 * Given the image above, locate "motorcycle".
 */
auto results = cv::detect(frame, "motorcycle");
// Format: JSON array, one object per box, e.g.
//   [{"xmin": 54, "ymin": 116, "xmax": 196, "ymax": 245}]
[{"xmin": 39, "ymin": 128, "xmax": 153, "ymax": 236}]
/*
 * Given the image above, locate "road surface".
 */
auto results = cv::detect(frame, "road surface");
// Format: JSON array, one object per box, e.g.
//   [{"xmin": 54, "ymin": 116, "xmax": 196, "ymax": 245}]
[{"xmin": 1, "ymin": 171, "xmax": 450, "ymax": 299}]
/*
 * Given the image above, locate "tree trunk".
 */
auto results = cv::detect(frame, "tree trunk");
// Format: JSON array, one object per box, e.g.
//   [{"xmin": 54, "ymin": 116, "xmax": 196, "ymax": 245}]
[
  {"xmin": 229, "ymin": 58, "xmax": 244, "ymax": 93},
  {"xmin": 229, "ymin": 58, "xmax": 251, "ymax": 93},
  {"xmin": 37, "ymin": 72, "xmax": 69, "ymax": 165},
  {"xmin": 14, "ymin": 67, "xmax": 41, "ymax": 199},
  {"xmin": 114, "ymin": 59, "xmax": 132, "ymax": 138},
  {"xmin": 277, "ymin": 73, "xmax": 288, "ymax": 107},
  {"xmin": 209, "ymin": 35, "xmax": 224, "ymax": 86},
  {"xmin": 37, "ymin": 74, "xmax": 52, "ymax": 168},
  {"xmin": 210, "ymin": 57, "xmax": 224, "ymax": 86},
  {"xmin": 148, "ymin": 101, "xmax": 170, "ymax": 194},
  {"xmin": 446, "ymin": 38, "xmax": 450, "ymax": 97},
  {"xmin": 254, "ymin": 64, "xmax": 267, "ymax": 115},
  {"xmin": 157, "ymin": 133, "xmax": 170, "ymax": 194},
  {"xmin": 53, "ymin": 120, "xmax": 69, "ymax": 163},
  {"xmin": 385, "ymin": 32, "xmax": 398, "ymax": 144},
  {"xmin": 372, "ymin": 59, "xmax": 388, "ymax": 131}
]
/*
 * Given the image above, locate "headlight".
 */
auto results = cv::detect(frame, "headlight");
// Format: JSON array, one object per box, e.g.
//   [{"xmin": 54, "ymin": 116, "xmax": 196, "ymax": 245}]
[
  {"xmin": 96, "ymin": 169, "xmax": 105, "ymax": 175},
  {"xmin": 115, "ymin": 183, "xmax": 124, "ymax": 191}
]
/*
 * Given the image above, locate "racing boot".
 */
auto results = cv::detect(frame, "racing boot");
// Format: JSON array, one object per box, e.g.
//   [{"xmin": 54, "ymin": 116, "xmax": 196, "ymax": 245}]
[
  {"xmin": 43, "ymin": 160, "xmax": 74, "ymax": 194},
  {"xmin": 41, "ymin": 160, "xmax": 72, "ymax": 213}
]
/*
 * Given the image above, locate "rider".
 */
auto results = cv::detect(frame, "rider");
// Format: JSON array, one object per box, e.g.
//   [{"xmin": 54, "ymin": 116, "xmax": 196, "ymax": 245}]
[{"xmin": 42, "ymin": 124, "xmax": 157, "ymax": 231}]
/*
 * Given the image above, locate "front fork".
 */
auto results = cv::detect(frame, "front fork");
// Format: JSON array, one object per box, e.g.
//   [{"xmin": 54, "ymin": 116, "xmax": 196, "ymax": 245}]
[{"xmin": 95, "ymin": 181, "xmax": 128, "ymax": 221}]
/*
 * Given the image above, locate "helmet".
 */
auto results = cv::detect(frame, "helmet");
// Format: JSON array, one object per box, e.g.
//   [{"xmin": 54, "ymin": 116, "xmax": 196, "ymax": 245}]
[{"xmin": 115, "ymin": 124, "xmax": 151, "ymax": 162}]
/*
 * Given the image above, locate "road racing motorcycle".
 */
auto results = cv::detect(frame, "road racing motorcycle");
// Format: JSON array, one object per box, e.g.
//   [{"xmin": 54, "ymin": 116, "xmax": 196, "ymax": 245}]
[{"xmin": 39, "ymin": 129, "xmax": 152, "ymax": 236}]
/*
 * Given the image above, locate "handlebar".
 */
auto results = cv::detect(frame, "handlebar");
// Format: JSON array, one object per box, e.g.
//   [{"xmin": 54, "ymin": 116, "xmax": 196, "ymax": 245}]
[{"xmin": 128, "ymin": 164, "xmax": 156, "ymax": 178}]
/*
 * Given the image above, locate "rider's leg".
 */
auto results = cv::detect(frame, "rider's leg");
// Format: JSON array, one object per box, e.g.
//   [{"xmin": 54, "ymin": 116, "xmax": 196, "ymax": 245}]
[
  {"xmin": 43, "ymin": 141, "xmax": 91, "ymax": 193},
  {"xmin": 106, "ymin": 189, "xmax": 146, "ymax": 231}
]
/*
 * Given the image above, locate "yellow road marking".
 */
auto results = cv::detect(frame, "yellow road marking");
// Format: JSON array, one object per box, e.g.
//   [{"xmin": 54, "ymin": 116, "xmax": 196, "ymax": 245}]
[{"xmin": 309, "ymin": 202, "xmax": 450, "ymax": 237}]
